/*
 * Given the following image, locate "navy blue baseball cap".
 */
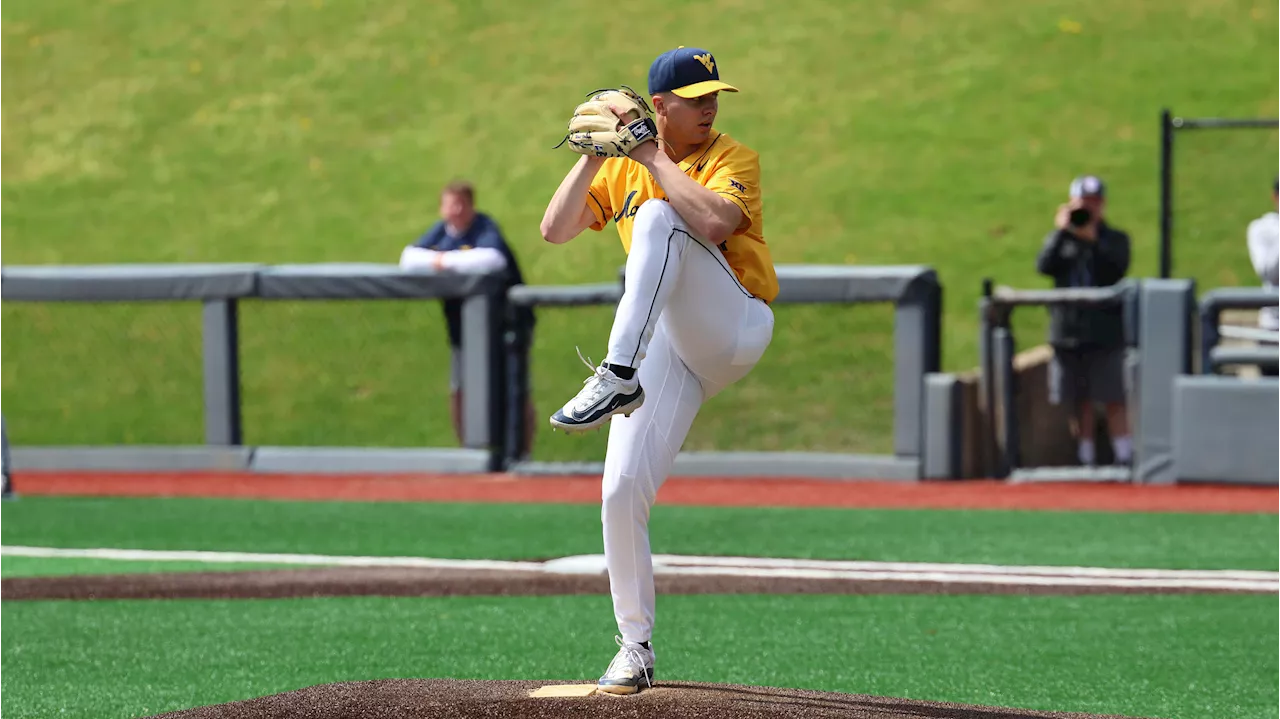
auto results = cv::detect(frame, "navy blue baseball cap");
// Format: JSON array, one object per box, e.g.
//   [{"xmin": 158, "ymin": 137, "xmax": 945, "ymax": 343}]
[{"xmin": 648, "ymin": 46, "xmax": 739, "ymax": 98}]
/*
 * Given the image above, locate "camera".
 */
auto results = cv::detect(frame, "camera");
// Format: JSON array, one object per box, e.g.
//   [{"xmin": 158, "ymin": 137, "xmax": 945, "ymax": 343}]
[{"xmin": 1068, "ymin": 207, "xmax": 1092, "ymax": 228}]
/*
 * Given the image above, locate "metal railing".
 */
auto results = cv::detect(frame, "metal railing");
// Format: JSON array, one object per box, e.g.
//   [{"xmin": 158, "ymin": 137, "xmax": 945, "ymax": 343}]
[
  {"xmin": 1158, "ymin": 111, "xmax": 1279, "ymax": 278},
  {"xmin": 507, "ymin": 265, "xmax": 942, "ymax": 478},
  {"xmin": 2, "ymin": 262, "xmax": 947, "ymax": 479},
  {"xmin": 2, "ymin": 263, "xmax": 510, "ymax": 472},
  {"xmin": 1197, "ymin": 287, "xmax": 1279, "ymax": 375},
  {"xmin": 979, "ymin": 280, "xmax": 1136, "ymax": 479}
]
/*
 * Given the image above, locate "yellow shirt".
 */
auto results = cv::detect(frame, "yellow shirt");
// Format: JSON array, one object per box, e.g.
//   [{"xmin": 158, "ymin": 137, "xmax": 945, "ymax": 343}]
[{"xmin": 585, "ymin": 130, "xmax": 779, "ymax": 304}]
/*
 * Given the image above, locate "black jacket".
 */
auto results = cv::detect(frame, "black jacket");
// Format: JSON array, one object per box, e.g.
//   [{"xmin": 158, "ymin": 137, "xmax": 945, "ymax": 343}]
[{"xmin": 1035, "ymin": 221, "xmax": 1131, "ymax": 350}]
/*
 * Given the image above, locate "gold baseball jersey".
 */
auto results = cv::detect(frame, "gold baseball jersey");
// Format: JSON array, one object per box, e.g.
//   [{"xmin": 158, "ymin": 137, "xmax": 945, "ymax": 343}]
[{"xmin": 585, "ymin": 130, "xmax": 779, "ymax": 304}]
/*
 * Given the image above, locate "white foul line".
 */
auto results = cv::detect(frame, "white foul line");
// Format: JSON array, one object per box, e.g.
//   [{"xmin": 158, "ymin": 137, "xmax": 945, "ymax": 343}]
[
  {"xmin": 0, "ymin": 546, "xmax": 543, "ymax": 572},
  {"xmin": 2, "ymin": 546, "xmax": 1275, "ymax": 592},
  {"xmin": 652, "ymin": 565, "xmax": 1279, "ymax": 592},
  {"xmin": 650, "ymin": 554, "xmax": 1280, "ymax": 581}
]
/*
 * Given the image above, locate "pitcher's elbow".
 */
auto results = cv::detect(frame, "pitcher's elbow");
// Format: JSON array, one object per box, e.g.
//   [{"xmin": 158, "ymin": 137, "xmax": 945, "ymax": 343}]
[
  {"xmin": 540, "ymin": 221, "xmax": 565, "ymax": 245},
  {"xmin": 703, "ymin": 221, "xmax": 734, "ymax": 247}
]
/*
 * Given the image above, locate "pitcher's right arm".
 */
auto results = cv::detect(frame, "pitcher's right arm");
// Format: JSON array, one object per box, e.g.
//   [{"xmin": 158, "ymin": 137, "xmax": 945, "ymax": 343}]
[{"xmin": 540, "ymin": 156, "xmax": 607, "ymax": 245}]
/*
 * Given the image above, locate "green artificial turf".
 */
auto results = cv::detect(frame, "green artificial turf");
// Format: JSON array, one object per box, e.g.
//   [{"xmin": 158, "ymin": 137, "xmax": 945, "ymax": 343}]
[
  {"xmin": 2, "ymin": 0, "xmax": 1276, "ymax": 459},
  {"xmin": 4, "ymin": 497, "xmax": 1276, "ymax": 573},
  {"xmin": 0, "ymin": 557, "xmax": 307, "ymax": 578},
  {"xmin": 2, "ymin": 593, "xmax": 1274, "ymax": 719}
]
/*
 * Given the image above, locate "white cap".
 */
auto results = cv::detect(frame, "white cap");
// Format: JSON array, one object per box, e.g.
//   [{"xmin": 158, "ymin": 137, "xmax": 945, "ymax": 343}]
[{"xmin": 1069, "ymin": 175, "xmax": 1106, "ymax": 199}]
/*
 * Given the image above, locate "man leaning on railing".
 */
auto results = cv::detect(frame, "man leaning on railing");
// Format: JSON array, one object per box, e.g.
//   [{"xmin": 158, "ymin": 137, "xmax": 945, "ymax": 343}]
[
  {"xmin": 1036, "ymin": 175, "xmax": 1133, "ymax": 467},
  {"xmin": 398, "ymin": 180, "xmax": 538, "ymax": 457},
  {"xmin": 1246, "ymin": 176, "xmax": 1279, "ymax": 377}
]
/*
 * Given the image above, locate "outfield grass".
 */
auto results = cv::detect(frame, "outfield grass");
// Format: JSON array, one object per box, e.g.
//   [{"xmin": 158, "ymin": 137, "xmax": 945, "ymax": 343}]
[
  {"xmin": 4, "ymin": 498, "xmax": 1276, "ymax": 572},
  {"xmin": 2, "ymin": 593, "xmax": 1275, "ymax": 719},
  {"xmin": 2, "ymin": 1, "xmax": 1276, "ymax": 458}
]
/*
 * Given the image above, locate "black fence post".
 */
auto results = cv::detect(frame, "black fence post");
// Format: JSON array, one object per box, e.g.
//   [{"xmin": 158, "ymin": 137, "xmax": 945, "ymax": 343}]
[
  {"xmin": 978, "ymin": 278, "xmax": 996, "ymax": 477},
  {"xmin": 1199, "ymin": 301, "xmax": 1218, "ymax": 376},
  {"xmin": 928, "ymin": 279, "xmax": 943, "ymax": 372},
  {"xmin": 504, "ymin": 321, "xmax": 530, "ymax": 467},
  {"xmin": 994, "ymin": 325, "xmax": 1018, "ymax": 477},
  {"xmin": 486, "ymin": 286, "xmax": 509, "ymax": 472},
  {"xmin": 1159, "ymin": 108, "xmax": 1174, "ymax": 279}
]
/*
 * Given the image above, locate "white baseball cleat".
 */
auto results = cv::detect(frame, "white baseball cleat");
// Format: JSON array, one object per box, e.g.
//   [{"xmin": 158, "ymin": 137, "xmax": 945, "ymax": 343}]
[
  {"xmin": 549, "ymin": 348, "xmax": 644, "ymax": 433},
  {"xmin": 597, "ymin": 635, "xmax": 655, "ymax": 695}
]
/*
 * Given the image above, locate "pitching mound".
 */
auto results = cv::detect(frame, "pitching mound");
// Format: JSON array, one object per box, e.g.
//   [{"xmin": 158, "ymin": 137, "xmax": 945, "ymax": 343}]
[{"xmin": 145, "ymin": 679, "xmax": 1150, "ymax": 719}]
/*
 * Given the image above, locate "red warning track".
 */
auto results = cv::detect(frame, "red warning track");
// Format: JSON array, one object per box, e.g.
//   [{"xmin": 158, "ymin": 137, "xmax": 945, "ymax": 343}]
[{"xmin": 10, "ymin": 471, "xmax": 1277, "ymax": 513}]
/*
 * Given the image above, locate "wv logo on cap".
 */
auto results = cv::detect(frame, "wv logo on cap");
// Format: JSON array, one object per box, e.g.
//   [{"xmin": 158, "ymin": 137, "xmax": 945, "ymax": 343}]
[{"xmin": 693, "ymin": 53, "xmax": 715, "ymax": 73}]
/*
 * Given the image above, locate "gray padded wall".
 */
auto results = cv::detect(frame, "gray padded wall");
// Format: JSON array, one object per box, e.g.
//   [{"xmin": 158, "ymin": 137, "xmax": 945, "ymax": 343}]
[
  {"xmin": 1172, "ymin": 376, "xmax": 1279, "ymax": 485},
  {"xmin": 1134, "ymin": 279, "xmax": 1195, "ymax": 485},
  {"xmin": 509, "ymin": 453, "xmax": 920, "ymax": 480},
  {"xmin": 669, "ymin": 452, "xmax": 919, "ymax": 480},
  {"xmin": 250, "ymin": 447, "xmax": 492, "ymax": 474},
  {"xmin": 774, "ymin": 265, "xmax": 934, "ymax": 304},
  {"xmin": 922, "ymin": 373, "xmax": 961, "ymax": 479},
  {"xmin": 2, "ymin": 264, "xmax": 261, "ymax": 301},
  {"xmin": 892, "ymin": 272, "xmax": 943, "ymax": 457},
  {"xmin": 459, "ymin": 293, "xmax": 495, "ymax": 450},
  {"xmin": 11, "ymin": 446, "xmax": 254, "ymax": 471},
  {"xmin": 255, "ymin": 263, "xmax": 501, "ymax": 299},
  {"xmin": 509, "ymin": 283, "xmax": 622, "ymax": 307},
  {"xmin": 11, "ymin": 446, "xmax": 493, "ymax": 473}
]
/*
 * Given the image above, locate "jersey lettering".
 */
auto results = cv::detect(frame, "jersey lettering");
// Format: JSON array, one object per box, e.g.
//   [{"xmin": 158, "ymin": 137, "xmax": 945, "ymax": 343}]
[
  {"xmin": 585, "ymin": 130, "xmax": 779, "ymax": 303},
  {"xmin": 612, "ymin": 190, "xmax": 640, "ymax": 224}
]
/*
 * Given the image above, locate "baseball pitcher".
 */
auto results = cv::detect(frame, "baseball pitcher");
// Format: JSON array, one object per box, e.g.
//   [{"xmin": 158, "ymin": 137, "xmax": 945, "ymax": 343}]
[{"xmin": 540, "ymin": 47, "xmax": 777, "ymax": 693}]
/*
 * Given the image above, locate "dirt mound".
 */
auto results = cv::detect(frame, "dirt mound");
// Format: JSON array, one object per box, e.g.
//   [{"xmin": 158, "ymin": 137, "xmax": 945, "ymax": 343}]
[
  {"xmin": 3, "ymin": 565, "xmax": 1260, "ymax": 602},
  {"xmin": 144, "ymin": 679, "xmax": 1151, "ymax": 719}
]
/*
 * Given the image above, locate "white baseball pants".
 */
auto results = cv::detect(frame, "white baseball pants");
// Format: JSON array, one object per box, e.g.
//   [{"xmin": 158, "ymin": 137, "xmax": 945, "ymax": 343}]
[{"xmin": 601, "ymin": 199, "xmax": 774, "ymax": 644}]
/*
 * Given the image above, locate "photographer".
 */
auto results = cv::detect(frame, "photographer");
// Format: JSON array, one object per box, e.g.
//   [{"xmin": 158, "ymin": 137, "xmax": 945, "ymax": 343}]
[{"xmin": 1036, "ymin": 175, "xmax": 1132, "ymax": 467}]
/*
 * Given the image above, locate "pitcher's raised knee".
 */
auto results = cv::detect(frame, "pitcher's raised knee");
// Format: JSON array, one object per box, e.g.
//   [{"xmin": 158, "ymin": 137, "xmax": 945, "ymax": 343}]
[
  {"xmin": 635, "ymin": 198, "xmax": 679, "ymax": 222},
  {"xmin": 631, "ymin": 199, "xmax": 683, "ymax": 243}
]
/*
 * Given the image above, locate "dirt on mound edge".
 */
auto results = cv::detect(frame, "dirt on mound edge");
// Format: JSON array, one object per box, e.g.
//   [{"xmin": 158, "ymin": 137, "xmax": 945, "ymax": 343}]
[{"xmin": 144, "ymin": 678, "xmax": 1157, "ymax": 719}]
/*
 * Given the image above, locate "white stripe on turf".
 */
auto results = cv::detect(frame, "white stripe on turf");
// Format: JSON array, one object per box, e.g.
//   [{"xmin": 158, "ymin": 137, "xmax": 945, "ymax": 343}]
[
  {"xmin": 2, "ymin": 546, "xmax": 1275, "ymax": 592},
  {"xmin": 0, "ymin": 546, "xmax": 542, "ymax": 572},
  {"xmin": 649, "ymin": 554, "xmax": 1280, "ymax": 581}
]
